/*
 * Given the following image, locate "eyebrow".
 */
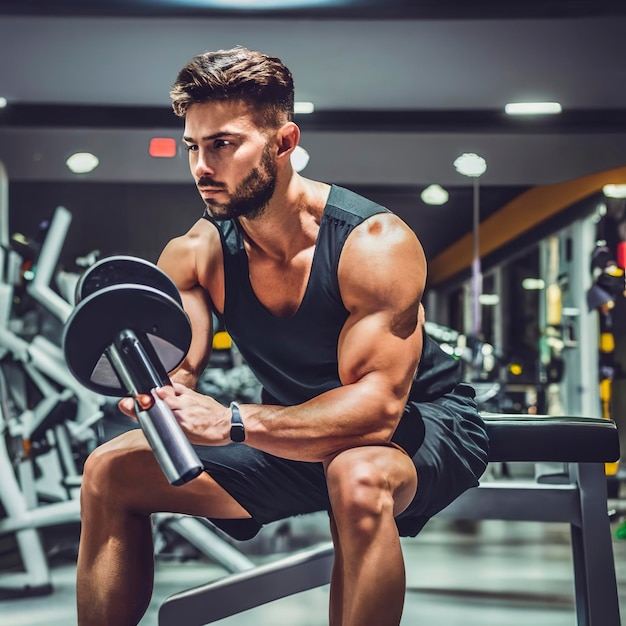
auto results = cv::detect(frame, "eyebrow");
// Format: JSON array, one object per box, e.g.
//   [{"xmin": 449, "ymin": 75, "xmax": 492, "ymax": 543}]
[{"xmin": 182, "ymin": 131, "xmax": 241, "ymax": 143}]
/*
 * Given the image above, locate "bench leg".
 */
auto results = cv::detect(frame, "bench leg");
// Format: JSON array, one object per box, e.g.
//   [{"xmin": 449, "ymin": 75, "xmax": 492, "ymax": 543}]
[
  {"xmin": 158, "ymin": 542, "xmax": 334, "ymax": 625},
  {"xmin": 570, "ymin": 463, "xmax": 621, "ymax": 626}
]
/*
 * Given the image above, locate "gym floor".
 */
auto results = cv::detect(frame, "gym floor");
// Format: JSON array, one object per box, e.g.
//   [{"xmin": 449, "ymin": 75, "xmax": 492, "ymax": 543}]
[{"xmin": 1, "ymin": 515, "xmax": 626, "ymax": 625}]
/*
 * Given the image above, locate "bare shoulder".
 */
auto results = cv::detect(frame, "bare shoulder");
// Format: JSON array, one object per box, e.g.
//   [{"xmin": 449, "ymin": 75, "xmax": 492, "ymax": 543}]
[
  {"xmin": 338, "ymin": 212, "xmax": 426, "ymax": 312},
  {"xmin": 158, "ymin": 217, "xmax": 222, "ymax": 291}
]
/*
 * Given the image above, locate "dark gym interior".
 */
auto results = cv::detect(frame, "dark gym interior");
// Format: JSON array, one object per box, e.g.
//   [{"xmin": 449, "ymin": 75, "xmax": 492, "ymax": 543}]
[{"xmin": 1, "ymin": 1, "xmax": 626, "ymax": 625}]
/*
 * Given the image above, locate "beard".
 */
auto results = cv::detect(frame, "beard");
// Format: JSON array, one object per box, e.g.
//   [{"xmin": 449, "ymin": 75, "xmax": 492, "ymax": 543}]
[{"xmin": 200, "ymin": 144, "xmax": 277, "ymax": 221}]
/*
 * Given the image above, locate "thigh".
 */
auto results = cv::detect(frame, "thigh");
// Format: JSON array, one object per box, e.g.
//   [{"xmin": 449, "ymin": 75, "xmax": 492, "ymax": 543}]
[{"xmin": 324, "ymin": 445, "xmax": 418, "ymax": 518}]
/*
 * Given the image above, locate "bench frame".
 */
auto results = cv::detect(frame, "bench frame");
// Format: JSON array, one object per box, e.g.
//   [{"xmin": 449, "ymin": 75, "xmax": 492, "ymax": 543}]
[{"xmin": 159, "ymin": 416, "xmax": 621, "ymax": 626}]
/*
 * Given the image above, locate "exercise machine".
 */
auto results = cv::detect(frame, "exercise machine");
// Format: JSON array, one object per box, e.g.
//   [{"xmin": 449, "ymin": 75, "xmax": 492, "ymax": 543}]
[
  {"xmin": 0, "ymin": 165, "xmax": 108, "ymax": 595},
  {"xmin": 0, "ymin": 179, "xmax": 250, "ymax": 600}
]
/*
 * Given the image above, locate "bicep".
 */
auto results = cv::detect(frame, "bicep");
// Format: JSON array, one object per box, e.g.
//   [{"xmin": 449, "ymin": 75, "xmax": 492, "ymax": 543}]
[
  {"xmin": 337, "ymin": 215, "xmax": 426, "ymax": 402},
  {"xmin": 338, "ymin": 304, "xmax": 423, "ymax": 404}
]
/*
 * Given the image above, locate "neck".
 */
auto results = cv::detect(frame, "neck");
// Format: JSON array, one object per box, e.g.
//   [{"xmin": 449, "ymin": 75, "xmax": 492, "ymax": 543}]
[{"xmin": 238, "ymin": 173, "xmax": 331, "ymax": 262}]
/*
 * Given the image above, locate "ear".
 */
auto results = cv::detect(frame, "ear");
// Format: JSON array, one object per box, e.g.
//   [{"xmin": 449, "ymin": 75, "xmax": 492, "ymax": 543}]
[{"xmin": 274, "ymin": 122, "xmax": 301, "ymax": 165}]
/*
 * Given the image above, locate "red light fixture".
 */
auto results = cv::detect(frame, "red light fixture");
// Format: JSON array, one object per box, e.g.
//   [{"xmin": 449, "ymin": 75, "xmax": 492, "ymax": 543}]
[{"xmin": 149, "ymin": 137, "xmax": 177, "ymax": 158}]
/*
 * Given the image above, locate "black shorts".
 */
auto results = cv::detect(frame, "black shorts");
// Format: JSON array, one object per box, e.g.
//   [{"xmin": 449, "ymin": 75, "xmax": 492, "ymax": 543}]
[{"xmin": 194, "ymin": 384, "xmax": 489, "ymax": 541}]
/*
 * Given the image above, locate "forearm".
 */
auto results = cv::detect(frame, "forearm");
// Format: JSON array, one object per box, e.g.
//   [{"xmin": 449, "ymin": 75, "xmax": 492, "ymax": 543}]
[
  {"xmin": 240, "ymin": 381, "xmax": 405, "ymax": 462},
  {"xmin": 170, "ymin": 367, "xmax": 201, "ymax": 390}
]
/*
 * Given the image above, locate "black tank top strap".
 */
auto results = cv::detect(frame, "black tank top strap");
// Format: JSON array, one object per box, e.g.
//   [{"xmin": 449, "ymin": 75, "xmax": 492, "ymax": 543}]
[
  {"xmin": 324, "ymin": 186, "xmax": 390, "ymax": 223},
  {"xmin": 201, "ymin": 210, "xmax": 243, "ymax": 257}
]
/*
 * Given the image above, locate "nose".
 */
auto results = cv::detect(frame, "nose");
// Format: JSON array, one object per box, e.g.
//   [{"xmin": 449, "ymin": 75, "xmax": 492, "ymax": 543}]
[{"xmin": 193, "ymin": 148, "xmax": 216, "ymax": 180}]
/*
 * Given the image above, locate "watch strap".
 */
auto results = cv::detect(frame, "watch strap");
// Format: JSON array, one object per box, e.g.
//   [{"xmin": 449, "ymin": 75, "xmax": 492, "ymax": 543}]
[{"xmin": 229, "ymin": 401, "xmax": 245, "ymax": 442}]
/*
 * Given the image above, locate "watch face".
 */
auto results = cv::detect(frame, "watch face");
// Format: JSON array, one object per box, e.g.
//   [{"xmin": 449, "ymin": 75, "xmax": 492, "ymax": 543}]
[{"xmin": 230, "ymin": 424, "xmax": 245, "ymax": 442}]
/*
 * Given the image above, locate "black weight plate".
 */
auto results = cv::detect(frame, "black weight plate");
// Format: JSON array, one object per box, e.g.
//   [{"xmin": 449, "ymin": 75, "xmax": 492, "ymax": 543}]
[
  {"xmin": 63, "ymin": 284, "xmax": 191, "ymax": 396},
  {"xmin": 75, "ymin": 255, "xmax": 181, "ymax": 306}
]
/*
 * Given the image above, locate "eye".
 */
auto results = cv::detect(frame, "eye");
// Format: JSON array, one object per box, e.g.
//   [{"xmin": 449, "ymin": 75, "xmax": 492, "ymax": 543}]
[
  {"xmin": 184, "ymin": 144, "xmax": 198, "ymax": 152},
  {"xmin": 214, "ymin": 139, "xmax": 231, "ymax": 149}
]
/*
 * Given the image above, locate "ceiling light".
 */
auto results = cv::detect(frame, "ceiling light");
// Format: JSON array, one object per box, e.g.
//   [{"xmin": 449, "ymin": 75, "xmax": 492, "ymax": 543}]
[
  {"xmin": 66, "ymin": 152, "xmax": 99, "ymax": 174},
  {"xmin": 478, "ymin": 294, "xmax": 500, "ymax": 306},
  {"xmin": 291, "ymin": 145, "xmax": 309, "ymax": 172},
  {"xmin": 522, "ymin": 278, "xmax": 545, "ymax": 290},
  {"xmin": 178, "ymin": 0, "xmax": 336, "ymax": 9},
  {"xmin": 454, "ymin": 153, "xmax": 487, "ymax": 178},
  {"xmin": 0, "ymin": 97, "xmax": 7, "ymax": 108},
  {"xmin": 420, "ymin": 184, "xmax": 449, "ymax": 206},
  {"xmin": 294, "ymin": 101, "xmax": 315, "ymax": 114},
  {"xmin": 504, "ymin": 102, "xmax": 562, "ymax": 115},
  {"xmin": 603, "ymin": 184, "xmax": 626, "ymax": 199}
]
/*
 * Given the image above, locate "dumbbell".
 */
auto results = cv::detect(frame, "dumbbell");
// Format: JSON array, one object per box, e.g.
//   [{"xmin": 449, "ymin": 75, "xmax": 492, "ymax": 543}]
[{"xmin": 63, "ymin": 255, "xmax": 203, "ymax": 486}]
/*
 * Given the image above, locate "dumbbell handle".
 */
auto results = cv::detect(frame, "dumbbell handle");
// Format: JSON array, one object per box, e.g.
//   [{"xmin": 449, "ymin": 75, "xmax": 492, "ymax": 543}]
[
  {"xmin": 135, "ymin": 391, "xmax": 204, "ymax": 486},
  {"xmin": 106, "ymin": 329, "xmax": 203, "ymax": 486}
]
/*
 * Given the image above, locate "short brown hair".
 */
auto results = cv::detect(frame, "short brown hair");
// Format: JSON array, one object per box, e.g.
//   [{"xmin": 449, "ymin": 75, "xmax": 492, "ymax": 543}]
[{"xmin": 170, "ymin": 47, "xmax": 295, "ymax": 128}]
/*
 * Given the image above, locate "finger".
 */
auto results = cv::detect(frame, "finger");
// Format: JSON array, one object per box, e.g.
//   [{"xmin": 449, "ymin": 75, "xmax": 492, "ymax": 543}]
[
  {"xmin": 135, "ymin": 393, "xmax": 154, "ymax": 411},
  {"xmin": 155, "ymin": 385, "xmax": 177, "ymax": 400},
  {"xmin": 118, "ymin": 397, "xmax": 138, "ymax": 420}
]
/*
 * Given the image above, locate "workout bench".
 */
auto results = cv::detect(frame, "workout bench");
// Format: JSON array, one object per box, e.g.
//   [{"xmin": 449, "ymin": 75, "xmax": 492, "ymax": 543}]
[{"xmin": 159, "ymin": 414, "xmax": 622, "ymax": 626}]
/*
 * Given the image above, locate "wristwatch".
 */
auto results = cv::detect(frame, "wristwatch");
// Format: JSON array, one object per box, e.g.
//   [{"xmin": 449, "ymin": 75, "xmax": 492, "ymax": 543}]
[{"xmin": 229, "ymin": 401, "xmax": 246, "ymax": 442}]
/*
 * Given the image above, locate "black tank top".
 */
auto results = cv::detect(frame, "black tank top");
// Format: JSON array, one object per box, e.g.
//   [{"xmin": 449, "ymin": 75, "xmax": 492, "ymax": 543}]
[{"xmin": 203, "ymin": 184, "xmax": 464, "ymax": 406}]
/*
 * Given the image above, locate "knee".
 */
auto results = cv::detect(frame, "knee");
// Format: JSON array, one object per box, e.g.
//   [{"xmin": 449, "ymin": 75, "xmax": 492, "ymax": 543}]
[
  {"xmin": 326, "ymin": 452, "xmax": 394, "ymax": 527},
  {"xmin": 80, "ymin": 430, "xmax": 144, "ymax": 509}
]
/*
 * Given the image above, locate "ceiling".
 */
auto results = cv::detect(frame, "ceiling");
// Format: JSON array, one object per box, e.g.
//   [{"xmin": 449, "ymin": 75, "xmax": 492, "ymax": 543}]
[{"xmin": 0, "ymin": 0, "xmax": 625, "ymax": 283}]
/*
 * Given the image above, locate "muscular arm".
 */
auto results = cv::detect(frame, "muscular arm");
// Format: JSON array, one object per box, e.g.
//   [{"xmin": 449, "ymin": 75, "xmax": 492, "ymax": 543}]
[
  {"xmin": 238, "ymin": 214, "xmax": 427, "ymax": 462},
  {"xmin": 157, "ymin": 221, "xmax": 218, "ymax": 389}
]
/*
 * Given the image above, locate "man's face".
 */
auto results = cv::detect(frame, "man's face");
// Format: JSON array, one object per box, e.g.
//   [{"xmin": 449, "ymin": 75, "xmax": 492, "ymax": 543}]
[{"xmin": 183, "ymin": 101, "xmax": 278, "ymax": 220}]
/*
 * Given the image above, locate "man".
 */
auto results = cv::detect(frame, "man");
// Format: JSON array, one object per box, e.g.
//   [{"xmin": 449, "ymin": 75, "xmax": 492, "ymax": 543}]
[{"xmin": 76, "ymin": 47, "xmax": 489, "ymax": 626}]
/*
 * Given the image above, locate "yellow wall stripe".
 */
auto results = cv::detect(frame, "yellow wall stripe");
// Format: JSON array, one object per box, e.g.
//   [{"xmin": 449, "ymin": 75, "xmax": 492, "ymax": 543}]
[{"xmin": 429, "ymin": 166, "xmax": 626, "ymax": 286}]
